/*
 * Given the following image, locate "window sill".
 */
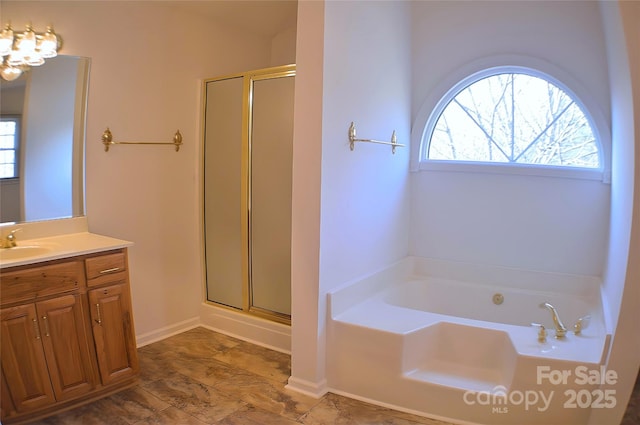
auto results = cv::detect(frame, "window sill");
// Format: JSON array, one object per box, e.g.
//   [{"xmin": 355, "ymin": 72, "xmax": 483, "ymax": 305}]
[{"xmin": 417, "ymin": 160, "xmax": 608, "ymax": 183}]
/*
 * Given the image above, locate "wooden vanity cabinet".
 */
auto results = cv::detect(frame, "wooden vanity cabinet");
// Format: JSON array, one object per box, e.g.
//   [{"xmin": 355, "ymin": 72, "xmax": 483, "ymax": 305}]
[
  {"xmin": 86, "ymin": 251, "xmax": 139, "ymax": 385},
  {"xmin": 37, "ymin": 294, "xmax": 97, "ymax": 401},
  {"xmin": 0, "ymin": 303, "xmax": 57, "ymax": 412},
  {"xmin": 0, "ymin": 249, "xmax": 138, "ymax": 424}
]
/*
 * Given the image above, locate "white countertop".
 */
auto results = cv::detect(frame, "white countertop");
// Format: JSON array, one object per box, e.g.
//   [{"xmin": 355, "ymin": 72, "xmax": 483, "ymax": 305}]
[{"xmin": 0, "ymin": 232, "xmax": 133, "ymax": 268}]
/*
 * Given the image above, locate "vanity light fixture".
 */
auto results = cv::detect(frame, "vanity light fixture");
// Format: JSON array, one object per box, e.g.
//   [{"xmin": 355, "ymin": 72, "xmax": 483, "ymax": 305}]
[{"xmin": 0, "ymin": 22, "xmax": 61, "ymax": 81}]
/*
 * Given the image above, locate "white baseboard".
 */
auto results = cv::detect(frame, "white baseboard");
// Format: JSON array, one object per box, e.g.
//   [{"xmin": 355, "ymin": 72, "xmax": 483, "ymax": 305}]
[
  {"xmin": 134, "ymin": 304, "xmax": 291, "ymax": 354},
  {"xmin": 199, "ymin": 303, "xmax": 291, "ymax": 354},
  {"xmin": 135, "ymin": 316, "xmax": 201, "ymax": 348},
  {"xmin": 285, "ymin": 377, "xmax": 328, "ymax": 398}
]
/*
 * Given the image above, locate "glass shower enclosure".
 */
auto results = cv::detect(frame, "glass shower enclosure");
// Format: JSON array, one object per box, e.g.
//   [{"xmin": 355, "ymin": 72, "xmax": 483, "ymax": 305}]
[{"xmin": 202, "ymin": 65, "xmax": 295, "ymax": 324}]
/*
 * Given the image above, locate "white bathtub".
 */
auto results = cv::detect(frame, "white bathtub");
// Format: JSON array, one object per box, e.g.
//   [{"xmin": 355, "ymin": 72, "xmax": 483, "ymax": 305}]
[
  {"xmin": 327, "ymin": 257, "xmax": 610, "ymax": 425},
  {"xmin": 386, "ymin": 278, "xmax": 599, "ymax": 329}
]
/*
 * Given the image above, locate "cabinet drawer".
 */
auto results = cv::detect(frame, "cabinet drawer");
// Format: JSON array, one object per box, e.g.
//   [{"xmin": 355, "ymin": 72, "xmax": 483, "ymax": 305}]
[
  {"xmin": 1, "ymin": 261, "xmax": 84, "ymax": 306},
  {"xmin": 85, "ymin": 251, "xmax": 127, "ymax": 285}
]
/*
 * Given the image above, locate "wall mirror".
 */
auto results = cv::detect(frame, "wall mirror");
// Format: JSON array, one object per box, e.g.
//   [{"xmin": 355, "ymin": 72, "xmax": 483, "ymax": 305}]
[{"xmin": 0, "ymin": 55, "xmax": 90, "ymax": 224}]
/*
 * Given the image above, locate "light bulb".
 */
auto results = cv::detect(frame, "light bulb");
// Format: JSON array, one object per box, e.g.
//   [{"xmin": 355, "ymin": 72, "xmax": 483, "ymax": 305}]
[
  {"xmin": 38, "ymin": 26, "xmax": 58, "ymax": 58},
  {"xmin": 0, "ymin": 65, "xmax": 22, "ymax": 81},
  {"xmin": 7, "ymin": 49, "xmax": 25, "ymax": 66},
  {"xmin": 0, "ymin": 24, "xmax": 13, "ymax": 57},
  {"xmin": 18, "ymin": 25, "xmax": 36, "ymax": 54},
  {"xmin": 26, "ymin": 52, "xmax": 44, "ymax": 66}
]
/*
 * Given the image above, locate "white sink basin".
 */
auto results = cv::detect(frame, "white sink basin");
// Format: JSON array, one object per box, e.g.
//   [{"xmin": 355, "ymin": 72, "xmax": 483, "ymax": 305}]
[{"xmin": 0, "ymin": 244, "xmax": 59, "ymax": 260}]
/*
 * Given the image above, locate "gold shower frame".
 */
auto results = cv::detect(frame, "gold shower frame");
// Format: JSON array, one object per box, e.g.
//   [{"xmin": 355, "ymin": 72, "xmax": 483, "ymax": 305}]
[{"xmin": 200, "ymin": 64, "xmax": 295, "ymax": 326}]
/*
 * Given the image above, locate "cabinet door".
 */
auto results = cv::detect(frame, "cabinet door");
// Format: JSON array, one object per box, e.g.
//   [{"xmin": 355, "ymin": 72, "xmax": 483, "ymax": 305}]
[
  {"xmin": 89, "ymin": 284, "xmax": 139, "ymax": 385},
  {"xmin": 36, "ymin": 294, "xmax": 97, "ymax": 401},
  {"xmin": 0, "ymin": 304, "xmax": 55, "ymax": 412}
]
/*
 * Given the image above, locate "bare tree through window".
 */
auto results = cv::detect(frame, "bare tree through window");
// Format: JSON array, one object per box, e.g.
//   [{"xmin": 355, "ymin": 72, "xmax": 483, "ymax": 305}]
[{"xmin": 428, "ymin": 73, "xmax": 599, "ymax": 168}]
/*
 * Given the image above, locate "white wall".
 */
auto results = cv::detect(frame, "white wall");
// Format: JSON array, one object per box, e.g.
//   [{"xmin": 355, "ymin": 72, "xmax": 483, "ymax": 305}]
[
  {"xmin": 410, "ymin": 172, "xmax": 610, "ymax": 275},
  {"xmin": 599, "ymin": 0, "xmax": 637, "ymax": 339},
  {"xmin": 410, "ymin": 1, "xmax": 611, "ymax": 276},
  {"xmin": 288, "ymin": 0, "xmax": 326, "ymax": 395},
  {"xmin": 2, "ymin": 1, "xmax": 277, "ymax": 338},
  {"xmin": 0, "ymin": 84, "xmax": 24, "ymax": 114},
  {"xmin": 410, "ymin": 1, "xmax": 610, "ymax": 121},
  {"xmin": 319, "ymin": 0, "xmax": 411, "ymax": 291},
  {"xmin": 0, "ymin": 180, "xmax": 20, "ymax": 222},
  {"xmin": 288, "ymin": 0, "xmax": 412, "ymax": 394},
  {"xmin": 591, "ymin": 1, "xmax": 640, "ymax": 424},
  {"xmin": 271, "ymin": 25, "xmax": 296, "ymax": 67}
]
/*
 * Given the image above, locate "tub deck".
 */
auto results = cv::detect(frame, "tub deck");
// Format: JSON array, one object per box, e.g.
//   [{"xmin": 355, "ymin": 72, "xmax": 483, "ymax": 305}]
[
  {"xmin": 333, "ymin": 287, "xmax": 609, "ymax": 364},
  {"xmin": 327, "ymin": 257, "xmax": 610, "ymax": 425}
]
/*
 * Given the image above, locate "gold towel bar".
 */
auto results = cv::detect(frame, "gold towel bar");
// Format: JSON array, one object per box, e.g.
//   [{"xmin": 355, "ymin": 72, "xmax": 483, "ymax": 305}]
[
  {"xmin": 348, "ymin": 122, "xmax": 404, "ymax": 154},
  {"xmin": 102, "ymin": 128, "xmax": 183, "ymax": 152}
]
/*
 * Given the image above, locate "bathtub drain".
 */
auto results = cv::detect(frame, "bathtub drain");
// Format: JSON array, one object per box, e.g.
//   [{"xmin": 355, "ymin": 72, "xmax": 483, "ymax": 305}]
[{"xmin": 493, "ymin": 293, "xmax": 504, "ymax": 305}]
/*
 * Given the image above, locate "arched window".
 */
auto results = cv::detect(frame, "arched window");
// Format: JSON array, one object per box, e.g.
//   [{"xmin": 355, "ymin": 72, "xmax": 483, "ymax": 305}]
[{"xmin": 423, "ymin": 71, "xmax": 601, "ymax": 170}]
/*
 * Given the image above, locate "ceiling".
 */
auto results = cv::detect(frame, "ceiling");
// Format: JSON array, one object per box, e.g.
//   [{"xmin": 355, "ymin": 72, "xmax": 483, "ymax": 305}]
[{"xmin": 164, "ymin": 0, "xmax": 298, "ymax": 38}]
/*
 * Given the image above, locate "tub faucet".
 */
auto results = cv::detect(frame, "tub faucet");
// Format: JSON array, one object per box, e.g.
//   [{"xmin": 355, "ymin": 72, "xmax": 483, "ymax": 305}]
[
  {"xmin": 540, "ymin": 302, "xmax": 568, "ymax": 338},
  {"xmin": 1, "ymin": 229, "xmax": 20, "ymax": 249}
]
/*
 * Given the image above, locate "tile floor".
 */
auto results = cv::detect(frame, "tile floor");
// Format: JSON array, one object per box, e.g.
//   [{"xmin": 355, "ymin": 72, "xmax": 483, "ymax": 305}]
[
  {"xmin": 32, "ymin": 327, "xmax": 639, "ymax": 425},
  {"xmin": 35, "ymin": 327, "xmax": 451, "ymax": 425},
  {"xmin": 622, "ymin": 373, "xmax": 640, "ymax": 425}
]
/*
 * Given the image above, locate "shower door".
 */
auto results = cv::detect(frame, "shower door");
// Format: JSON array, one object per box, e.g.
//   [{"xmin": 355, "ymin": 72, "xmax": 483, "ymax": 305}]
[
  {"xmin": 203, "ymin": 75, "xmax": 246, "ymax": 310},
  {"xmin": 202, "ymin": 65, "xmax": 295, "ymax": 324}
]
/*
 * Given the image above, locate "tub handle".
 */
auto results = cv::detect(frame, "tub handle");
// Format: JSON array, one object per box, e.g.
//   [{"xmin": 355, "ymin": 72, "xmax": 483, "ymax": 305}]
[
  {"xmin": 531, "ymin": 323, "xmax": 547, "ymax": 343},
  {"xmin": 573, "ymin": 315, "xmax": 591, "ymax": 335}
]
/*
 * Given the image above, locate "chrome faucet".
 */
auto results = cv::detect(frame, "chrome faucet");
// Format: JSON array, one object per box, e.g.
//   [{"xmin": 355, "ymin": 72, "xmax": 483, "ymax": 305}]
[
  {"xmin": 540, "ymin": 302, "xmax": 568, "ymax": 338},
  {"xmin": 1, "ymin": 229, "xmax": 20, "ymax": 248}
]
